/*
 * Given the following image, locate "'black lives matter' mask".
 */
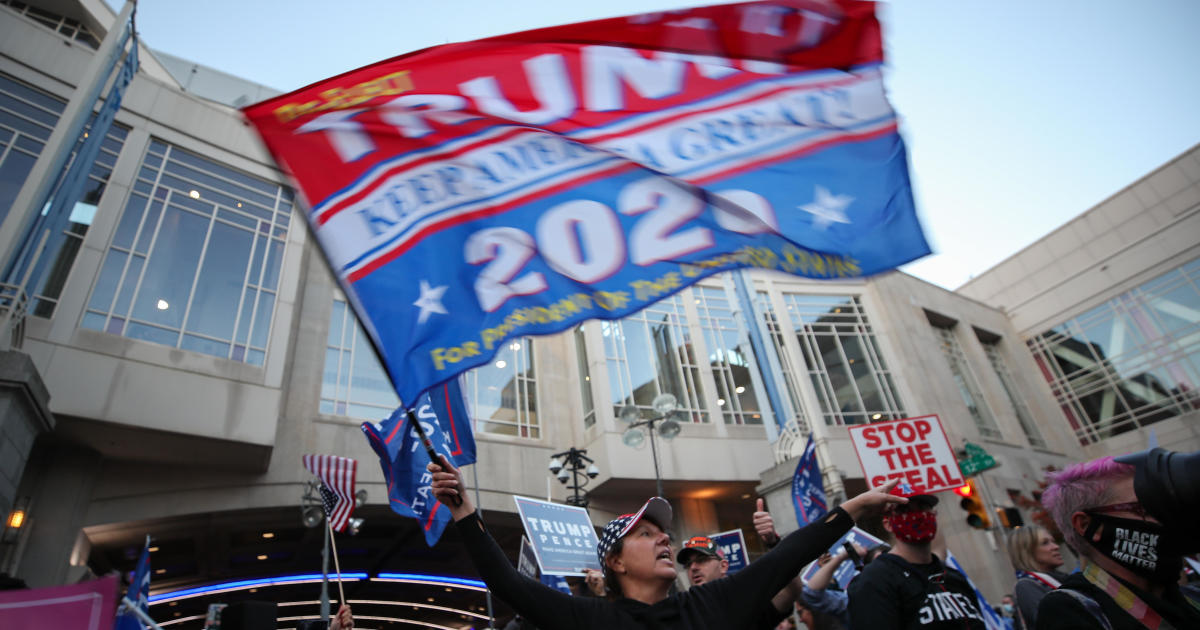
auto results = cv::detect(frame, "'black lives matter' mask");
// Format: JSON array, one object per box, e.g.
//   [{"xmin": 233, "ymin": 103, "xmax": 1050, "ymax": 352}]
[{"xmin": 1084, "ymin": 513, "xmax": 1182, "ymax": 583}]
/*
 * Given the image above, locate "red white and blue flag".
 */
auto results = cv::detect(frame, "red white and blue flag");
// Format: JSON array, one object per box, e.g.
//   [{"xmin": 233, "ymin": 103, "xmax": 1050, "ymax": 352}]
[
  {"xmin": 362, "ymin": 378, "xmax": 476, "ymax": 546},
  {"xmin": 792, "ymin": 433, "xmax": 828, "ymax": 526},
  {"xmin": 243, "ymin": 0, "xmax": 929, "ymax": 405},
  {"xmin": 302, "ymin": 454, "xmax": 358, "ymax": 532}
]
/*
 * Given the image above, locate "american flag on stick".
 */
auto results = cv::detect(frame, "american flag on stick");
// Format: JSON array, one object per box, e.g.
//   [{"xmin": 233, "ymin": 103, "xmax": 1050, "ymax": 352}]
[{"xmin": 303, "ymin": 454, "xmax": 358, "ymax": 532}]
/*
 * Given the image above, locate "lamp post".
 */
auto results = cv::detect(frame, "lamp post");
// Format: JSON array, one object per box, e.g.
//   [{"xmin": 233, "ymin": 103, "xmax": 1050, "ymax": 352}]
[
  {"xmin": 618, "ymin": 393, "xmax": 684, "ymax": 499},
  {"xmin": 548, "ymin": 448, "xmax": 600, "ymax": 507}
]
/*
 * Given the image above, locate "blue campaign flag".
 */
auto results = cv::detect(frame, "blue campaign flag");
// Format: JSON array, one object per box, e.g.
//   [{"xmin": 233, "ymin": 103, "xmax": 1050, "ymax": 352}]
[
  {"xmin": 244, "ymin": 2, "xmax": 930, "ymax": 407},
  {"xmin": 362, "ymin": 378, "xmax": 476, "ymax": 546},
  {"xmin": 792, "ymin": 435, "xmax": 828, "ymax": 527},
  {"xmin": 114, "ymin": 535, "xmax": 151, "ymax": 630}
]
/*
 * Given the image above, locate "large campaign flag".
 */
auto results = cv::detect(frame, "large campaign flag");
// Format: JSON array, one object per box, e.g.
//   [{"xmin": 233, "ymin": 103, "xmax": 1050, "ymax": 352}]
[
  {"xmin": 114, "ymin": 535, "xmax": 152, "ymax": 630},
  {"xmin": 243, "ymin": 0, "xmax": 929, "ymax": 405},
  {"xmin": 362, "ymin": 378, "xmax": 477, "ymax": 546},
  {"xmin": 302, "ymin": 454, "xmax": 358, "ymax": 532},
  {"xmin": 792, "ymin": 433, "xmax": 828, "ymax": 527}
]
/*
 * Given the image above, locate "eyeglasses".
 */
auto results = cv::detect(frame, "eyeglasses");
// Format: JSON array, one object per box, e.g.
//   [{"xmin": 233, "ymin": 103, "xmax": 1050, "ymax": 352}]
[{"xmin": 1084, "ymin": 501, "xmax": 1150, "ymax": 518}]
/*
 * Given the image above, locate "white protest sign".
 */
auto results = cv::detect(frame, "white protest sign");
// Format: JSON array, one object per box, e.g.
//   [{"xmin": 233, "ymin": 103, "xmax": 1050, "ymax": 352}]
[
  {"xmin": 847, "ymin": 414, "xmax": 964, "ymax": 495},
  {"xmin": 513, "ymin": 495, "xmax": 603, "ymax": 576}
]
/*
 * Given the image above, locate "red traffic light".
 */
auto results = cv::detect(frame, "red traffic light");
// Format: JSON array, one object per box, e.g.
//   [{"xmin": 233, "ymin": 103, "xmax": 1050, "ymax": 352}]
[{"xmin": 954, "ymin": 484, "xmax": 973, "ymax": 498}]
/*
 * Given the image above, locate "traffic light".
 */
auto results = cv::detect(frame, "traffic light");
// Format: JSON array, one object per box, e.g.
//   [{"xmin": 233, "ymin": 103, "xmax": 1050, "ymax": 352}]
[
  {"xmin": 955, "ymin": 480, "xmax": 991, "ymax": 529},
  {"xmin": 996, "ymin": 507, "xmax": 1025, "ymax": 529}
]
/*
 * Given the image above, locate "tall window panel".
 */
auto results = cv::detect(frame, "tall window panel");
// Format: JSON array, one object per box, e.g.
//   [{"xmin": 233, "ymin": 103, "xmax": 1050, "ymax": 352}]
[
  {"xmin": 931, "ymin": 325, "xmax": 1002, "ymax": 439},
  {"xmin": 0, "ymin": 73, "xmax": 128, "ymax": 317},
  {"xmin": 981, "ymin": 340, "xmax": 1047, "ymax": 448},
  {"xmin": 322, "ymin": 298, "xmax": 399, "ymax": 420},
  {"xmin": 323, "ymin": 299, "xmax": 540, "ymax": 438},
  {"xmin": 756, "ymin": 292, "xmax": 810, "ymax": 433},
  {"xmin": 603, "ymin": 294, "xmax": 708, "ymax": 423},
  {"xmin": 1027, "ymin": 258, "xmax": 1200, "ymax": 445},
  {"xmin": 81, "ymin": 141, "xmax": 291, "ymax": 366},
  {"xmin": 575, "ymin": 325, "xmax": 596, "ymax": 428},
  {"xmin": 461, "ymin": 338, "xmax": 539, "ymax": 438},
  {"xmin": 693, "ymin": 285, "xmax": 763, "ymax": 425},
  {"xmin": 782, "ymin": 294, "xmax": 905, "ymax": 426}
]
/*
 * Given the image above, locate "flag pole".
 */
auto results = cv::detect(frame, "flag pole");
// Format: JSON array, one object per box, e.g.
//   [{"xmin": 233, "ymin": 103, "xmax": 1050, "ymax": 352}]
[
  {"xmin": 121, "ymin": 597, "xmax": 164, "ymax": 630},
  {"xmin": 320, "ymin": 520, "xmax": 331, "ymax": 623},
  {"xmin": 326, "ymin": 519, "xmax": 347, "ymax": 605}
]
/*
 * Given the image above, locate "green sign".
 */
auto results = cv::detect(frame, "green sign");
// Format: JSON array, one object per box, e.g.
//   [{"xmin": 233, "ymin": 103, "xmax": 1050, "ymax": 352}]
[{"xmin": 957, "ymin": 442, "xmax": 997, "ymax": 476}]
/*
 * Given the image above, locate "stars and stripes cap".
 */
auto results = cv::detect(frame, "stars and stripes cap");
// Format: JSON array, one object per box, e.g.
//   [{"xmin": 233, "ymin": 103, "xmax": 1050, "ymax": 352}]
[
  {"xmin": 596, "ymin": 497, "xmax": 672, "ymax": 566},
  {"xmin": 676, "ymin": 535, "xmax": 724, "ymax": 565}
]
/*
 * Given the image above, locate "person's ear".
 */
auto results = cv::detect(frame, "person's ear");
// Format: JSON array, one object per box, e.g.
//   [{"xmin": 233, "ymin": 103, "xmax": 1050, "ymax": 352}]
[
  {"xmin": 1070, "ymin": 511, "xmax": 1096, "ymax": 542},
  {"xmin": 606, "ymin": 554, "xmax": 625, "ymax": 575},
  {"xmin": 720, "ymin": 559, "xmax": 729, "ymax": 572},
  {"xmin": 882, "ymin": 516, "xmax": 894, "ymax": 534}
]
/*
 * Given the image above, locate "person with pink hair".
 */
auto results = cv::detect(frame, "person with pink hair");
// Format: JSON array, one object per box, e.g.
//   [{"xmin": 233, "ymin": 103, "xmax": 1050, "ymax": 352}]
[{"xmin": 1036, "ymin": 454, "xmax": 1200, "ymax": 629}]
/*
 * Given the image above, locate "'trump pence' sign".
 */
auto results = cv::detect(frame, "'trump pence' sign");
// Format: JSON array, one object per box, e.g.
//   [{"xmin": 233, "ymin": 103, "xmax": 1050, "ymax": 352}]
[
  {"xmin": 847, "ymin": 415, "xmax": 964, "ymax": 495},
  {"xmin": 513, "ymin": 496, "xmax": 602, "ymax": 576}
]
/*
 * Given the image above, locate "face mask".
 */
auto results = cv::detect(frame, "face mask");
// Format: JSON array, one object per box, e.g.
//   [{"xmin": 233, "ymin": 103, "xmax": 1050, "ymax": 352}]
[
  {"xmin": 1083, "ymin": 513, "xmax": 1183, "ymax": 583},
  {"xmin": 888, "ymin": 510, "xmax": 938, "ymax": 544},
  {"xmin": 1001, "ymin": 604, "xmax": 1014, "ymax": 616}
]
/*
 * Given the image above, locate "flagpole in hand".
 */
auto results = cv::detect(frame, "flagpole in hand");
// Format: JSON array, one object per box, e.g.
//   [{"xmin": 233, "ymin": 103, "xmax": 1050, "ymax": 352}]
[
  {"xmin": 326, "ymin": 518, "xmax": 347, "ymax": 606},
  {"xmin": 407, "ymin": 409, "xmax": 461, "ymax": 506}
]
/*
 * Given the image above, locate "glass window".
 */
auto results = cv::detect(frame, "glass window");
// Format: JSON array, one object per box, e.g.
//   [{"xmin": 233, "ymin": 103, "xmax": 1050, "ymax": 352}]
[
  {"xmin": 0, "ymin": 73, "xmax": 129, "ymax": 317},
  {"xmin": 80, "ymin": 141, "xmax": 290, "ymax": 366},
  {"xmin": 779, "ymin": 293, "xmax": 905, "ymax": 426},
  {"xmin": 575, "ymin": 325, "xmax": 596, "ymax": 428},
  {"xmin": 981, "ymin": 340, "xmax": 1047, "ymax": 448},
  {"xmin": 321, "ymin": 298, "xmax": 540, "ymax": 438},
  {"xmin": 756, "ymin": 292, "xmax": 811, "ymax": 433},
  {"xmin": 1028, "ymin": 257, "xmax": 1200, "ymax": 445},
  {"xmin": 1, "ymin": 0, "xmax": 102, "ymax": 48},
  {"xmin": 932, "ymin": 325, "xmax": 1003, "ymax": 439},
  {"xmin": 694, "ymin": 285, "xmax": 763, "ymax": 425},
  {"xmin": 603, "ymin": 295, "xmax": 708, "ymax": 423}
]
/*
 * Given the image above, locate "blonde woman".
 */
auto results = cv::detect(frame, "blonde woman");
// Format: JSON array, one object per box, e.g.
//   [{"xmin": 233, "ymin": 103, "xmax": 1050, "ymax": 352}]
[{"xmin": 1007, "ymin": 525, "xmax": 1067, "ymax": 629}]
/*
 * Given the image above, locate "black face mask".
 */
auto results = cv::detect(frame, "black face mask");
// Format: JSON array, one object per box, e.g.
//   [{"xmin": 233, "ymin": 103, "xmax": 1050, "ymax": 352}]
[{"xmin": 1084, "ymin": 513, "xmax": 1182, "ymax": 583}]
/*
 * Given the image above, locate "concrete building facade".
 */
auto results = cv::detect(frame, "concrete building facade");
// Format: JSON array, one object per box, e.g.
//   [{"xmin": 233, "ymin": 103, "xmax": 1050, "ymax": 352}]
[{"xmin": 2, "ymin": 1, "xmax": 1193, "ymax": 628}]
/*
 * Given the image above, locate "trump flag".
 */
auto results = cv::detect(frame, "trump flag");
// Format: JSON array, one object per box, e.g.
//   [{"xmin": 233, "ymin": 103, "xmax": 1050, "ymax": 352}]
[
  {"xmin": 792, "ymin": 434, "xmax": 828, "ymax": 527},
  {"xmin": 362, "ymin": 378, "xmax": 476, "ymax": 546},
  {"xmin": 243, "ymin": 0, "xmax": 929, "ymax": 405}
]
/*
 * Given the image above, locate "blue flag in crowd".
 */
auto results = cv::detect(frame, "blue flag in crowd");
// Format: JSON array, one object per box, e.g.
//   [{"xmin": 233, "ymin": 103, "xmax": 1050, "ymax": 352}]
[
  {"xmin": 541, "ymin": 573, "xmax": 573, "ymax": 595},
  {"xmin": 946, "ymin": 551, "xmax": 1009, "ymax": 630},
  {"xmin": 362, "ymin": 378, "xmax": 476, "ymax": 546},
  {"xmin": 114, "ymin": 535, "xmax": 151, "ymax": 630},
  {"xmin": 792, "ymin": 434, "xmax": 828, "ymax": 527}
]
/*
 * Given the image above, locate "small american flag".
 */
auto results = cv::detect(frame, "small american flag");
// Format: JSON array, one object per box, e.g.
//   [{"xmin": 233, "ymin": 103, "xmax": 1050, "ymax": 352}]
[{"xmin": 303, "ymin": 454, "xmax": 357, "ymax": 532}]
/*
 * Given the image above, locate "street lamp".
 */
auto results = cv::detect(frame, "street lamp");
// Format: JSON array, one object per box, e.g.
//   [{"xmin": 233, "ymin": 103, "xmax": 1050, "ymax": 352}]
[
  {"xmin": 618, "ymin": 393, "xmax": 684, "ymax": 498},
  {"xmin": 549, "ymin": 447, "xmax": 600, "ymax": 507}
]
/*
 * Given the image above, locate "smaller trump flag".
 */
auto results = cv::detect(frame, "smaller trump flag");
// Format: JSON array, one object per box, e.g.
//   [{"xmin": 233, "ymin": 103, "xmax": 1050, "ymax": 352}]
[
  {"xmin": 302, "ymin": 454, "xmax": 358, "ymax": 532},
  {"xmin": 114, "ymin": 535, "xmax": 151, "ymax": 630},
  {"xmin": 362, "ymin": 378, "xmax": 476, "ymax": 546},
  {"xmin": 792, "ymin": 434, "xmax": 828, "ymax": 527}
]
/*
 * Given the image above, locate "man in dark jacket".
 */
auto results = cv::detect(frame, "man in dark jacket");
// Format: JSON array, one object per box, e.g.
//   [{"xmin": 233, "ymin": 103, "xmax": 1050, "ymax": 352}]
[{"xmin": 846, "ymin": 494, "xmax": 986, "ymax": 630}]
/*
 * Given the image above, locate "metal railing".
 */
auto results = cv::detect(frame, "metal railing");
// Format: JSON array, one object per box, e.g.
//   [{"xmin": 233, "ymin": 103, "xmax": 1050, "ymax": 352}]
[{"xmin": 0, "ymin": 282, "xmax": 28, "ymax": 351}]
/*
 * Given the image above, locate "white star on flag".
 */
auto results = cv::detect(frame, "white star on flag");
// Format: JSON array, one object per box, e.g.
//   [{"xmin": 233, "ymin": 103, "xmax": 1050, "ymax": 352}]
[
  {"xmin": 798, "ymin": 186, "xmax": 854, "ymax": 230},
  {"xmin": 413, "ymin": 280, "xmax": 449, "ymax": 324}
]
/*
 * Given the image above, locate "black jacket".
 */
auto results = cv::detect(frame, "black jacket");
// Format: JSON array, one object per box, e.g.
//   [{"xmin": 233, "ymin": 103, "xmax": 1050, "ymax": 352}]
[
  {"xmin": 455, "ymin": 506, "xmax": 854, "ymax": 629},
  {"xmin": 846, "ymin": 552, "xmax": 987, "ymax": 630},
  {"xmin": 1035, "ymin": 570, "xmax": 1200, "ymax": 630}
]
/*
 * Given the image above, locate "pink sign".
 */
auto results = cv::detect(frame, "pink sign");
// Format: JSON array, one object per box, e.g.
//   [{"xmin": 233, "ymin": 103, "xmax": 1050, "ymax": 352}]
[{"xmin": 0, "ymin": 574, "xmax": 119, "ymax": 630}]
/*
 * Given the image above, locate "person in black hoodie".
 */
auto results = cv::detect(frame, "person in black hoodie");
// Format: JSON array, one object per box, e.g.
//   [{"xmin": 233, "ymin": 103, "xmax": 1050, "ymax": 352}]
[
  {"xmin": 846, "ymin": 494, "xmax": 987, "ymax": 630},
  {"xmin": 427, "ymin": 459, "xmax": 904, "ymax": 630}
]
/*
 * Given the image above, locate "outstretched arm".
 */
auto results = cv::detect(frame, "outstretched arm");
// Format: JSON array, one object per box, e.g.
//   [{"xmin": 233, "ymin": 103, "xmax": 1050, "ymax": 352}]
[{"xmin": 429, "ymin": 460, "xmax": 592, "ymax": 628}]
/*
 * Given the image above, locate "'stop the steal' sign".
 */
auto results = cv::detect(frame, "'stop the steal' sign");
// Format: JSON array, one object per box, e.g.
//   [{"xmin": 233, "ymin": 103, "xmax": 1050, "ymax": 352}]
[
  {"xmin": 847, "ymin": 415, "xmax": 964, "ymax": 496},
  {"xmin": 242, "ymin": 1, "xmax": 929, "ymax": 405}
]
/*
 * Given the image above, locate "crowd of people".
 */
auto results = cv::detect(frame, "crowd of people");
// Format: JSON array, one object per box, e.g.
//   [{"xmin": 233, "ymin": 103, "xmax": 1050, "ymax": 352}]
[{"xmin": 331, "ymin": 447, "xmax": 1200, "ymax": 630}]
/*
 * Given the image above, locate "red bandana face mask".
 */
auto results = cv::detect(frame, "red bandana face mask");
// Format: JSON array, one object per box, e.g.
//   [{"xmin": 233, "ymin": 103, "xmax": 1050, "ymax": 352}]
[{"xmin": 888, "ymin": 510, "xmax": 938, "ymax": 544}]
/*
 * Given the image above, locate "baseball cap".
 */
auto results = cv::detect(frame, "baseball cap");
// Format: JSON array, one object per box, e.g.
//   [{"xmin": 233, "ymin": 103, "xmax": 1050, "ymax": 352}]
[
  {"xmin": 887, "ymin": 493, "xmax": 938, "ymax": 513},
  {"xmin": 596, "ymin": 497, "xmax": 672, "ymax": 566},
  {"xmin": 676, "ymin": 535, "xmax": 724, "ymax": 565}
]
